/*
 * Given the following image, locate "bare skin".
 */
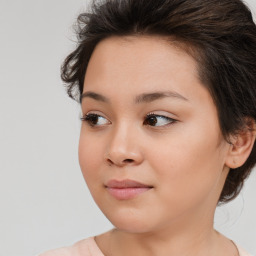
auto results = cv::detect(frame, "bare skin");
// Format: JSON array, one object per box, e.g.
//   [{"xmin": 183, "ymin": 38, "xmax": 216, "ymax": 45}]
[
  {"xmin": 79, "ymin": 35, "xmax": 254, "ymax": 256},
  {"xmin": 94, "ymin": 228, "xmax": 239, "ymax": 256}
]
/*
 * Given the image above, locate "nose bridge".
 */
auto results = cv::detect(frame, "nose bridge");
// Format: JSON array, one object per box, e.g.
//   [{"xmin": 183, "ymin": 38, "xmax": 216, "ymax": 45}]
[{"xmin": 106, "ymin": 119, "xmax": 142, "ymax": 165}]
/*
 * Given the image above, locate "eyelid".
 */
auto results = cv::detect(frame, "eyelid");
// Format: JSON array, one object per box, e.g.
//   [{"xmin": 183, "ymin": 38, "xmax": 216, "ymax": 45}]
[
  {"xmin": 81, "ymin": 111, "xmax": 109, "ymax": 120},
  {"xmin": 146, "ymin": 111, "xmax": 176, "ymax": 118},
  {"xmin": 146, "ymin": 111, "xmax": 178, "ymax": 121}
]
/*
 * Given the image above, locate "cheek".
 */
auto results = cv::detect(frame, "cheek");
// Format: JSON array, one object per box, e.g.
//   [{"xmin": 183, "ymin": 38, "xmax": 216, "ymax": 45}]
[
  {"xmin": 148, "ymin": 125, "xmax": 226, "ymax": 210},
  {"xmin": 78, "ymin": 131, "xmax": 104, "ymax": 182}
]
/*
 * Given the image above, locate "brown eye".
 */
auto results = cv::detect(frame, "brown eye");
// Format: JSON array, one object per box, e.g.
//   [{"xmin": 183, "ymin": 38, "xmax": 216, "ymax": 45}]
[
  {"xmin": 86, "ymin": 114, "xmax": 99, "ymax": 125},
  {"xmin": 144, "ymin": 115, "xmax": 158, "ymax": 126},
  {"xmin": 144, "ymin": 114, "xmax": 176, "ymax": 127},
  {"xmin": 80, "ymin": 113, "xmax": 110, "ymax": 127}
]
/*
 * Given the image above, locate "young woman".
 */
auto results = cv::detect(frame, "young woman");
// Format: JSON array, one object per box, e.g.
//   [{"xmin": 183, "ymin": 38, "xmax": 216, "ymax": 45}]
[{"xmin": 40, "ymin": 0, "xmax": 256, "ymax": 255}]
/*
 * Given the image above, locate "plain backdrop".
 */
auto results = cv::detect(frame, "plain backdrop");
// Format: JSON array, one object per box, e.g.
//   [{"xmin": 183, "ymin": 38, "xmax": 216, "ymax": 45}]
[{"xmin": 0, "ymin": 0, "xmax": 256, "ymax": 255}]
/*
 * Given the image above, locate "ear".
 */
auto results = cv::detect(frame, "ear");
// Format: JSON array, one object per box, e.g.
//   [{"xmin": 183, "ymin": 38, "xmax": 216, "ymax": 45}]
[{"xmin": 225, "ymin": 119, "xmax": 256, "ymax": 169}]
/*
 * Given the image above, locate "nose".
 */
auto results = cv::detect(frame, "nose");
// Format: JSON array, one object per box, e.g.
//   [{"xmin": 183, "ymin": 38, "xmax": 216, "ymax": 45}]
[{"xmin": 104, "ymin": 124, "xmax": 144, "ymax": 167}]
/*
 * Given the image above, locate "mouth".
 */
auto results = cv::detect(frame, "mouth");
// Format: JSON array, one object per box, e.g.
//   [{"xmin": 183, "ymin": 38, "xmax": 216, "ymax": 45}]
[{"xmin": 105, "ymin": 179, "xmax": 153, "ymax": 200}]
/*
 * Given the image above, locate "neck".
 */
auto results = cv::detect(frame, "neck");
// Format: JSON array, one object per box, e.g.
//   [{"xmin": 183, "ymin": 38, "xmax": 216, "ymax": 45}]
[
  {"xmin": 109, "ymin": 213, "xmax": 217, "ymax": 256},
  {"xmin": 95, "ymin": 204, "xmax": 238, "ymax": 256}
]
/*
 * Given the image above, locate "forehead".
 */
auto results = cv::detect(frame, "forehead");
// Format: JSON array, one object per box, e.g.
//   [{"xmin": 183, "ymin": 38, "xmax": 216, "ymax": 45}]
[
  {"xmin": 83, "ymin": 35, "xmax": 202, "ymax": 98},
  {"xmin": 89, "ymin": 35, "xmax": 198, "ymax": 69}
]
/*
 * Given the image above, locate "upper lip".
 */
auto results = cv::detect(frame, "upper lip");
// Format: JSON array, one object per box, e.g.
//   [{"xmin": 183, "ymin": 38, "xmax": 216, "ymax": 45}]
[{"xmin": 106, "ymin": 179, "xmax": 153, "ymax": 188}]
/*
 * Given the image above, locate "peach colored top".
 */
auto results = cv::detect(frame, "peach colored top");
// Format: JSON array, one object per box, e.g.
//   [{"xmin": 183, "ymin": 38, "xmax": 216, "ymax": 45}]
[{"xmin": 38, "ymin": 237, "xmax": 254, "ymax": 256}]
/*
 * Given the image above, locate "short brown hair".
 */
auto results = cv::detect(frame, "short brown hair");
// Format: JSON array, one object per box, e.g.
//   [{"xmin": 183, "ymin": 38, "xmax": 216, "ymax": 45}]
[{"xmin": 61, "ymin": 0, "xmax": 256, "ymax": 204}]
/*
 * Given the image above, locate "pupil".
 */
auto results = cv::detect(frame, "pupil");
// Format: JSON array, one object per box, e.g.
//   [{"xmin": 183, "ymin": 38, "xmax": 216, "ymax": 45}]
[
  {"xmin": 148, "ymin": 116, "xmax": 157, "ymax": 125},
  {"xmin": 91, "ymin": 115, "xmax": 98, "ymax": 124}
]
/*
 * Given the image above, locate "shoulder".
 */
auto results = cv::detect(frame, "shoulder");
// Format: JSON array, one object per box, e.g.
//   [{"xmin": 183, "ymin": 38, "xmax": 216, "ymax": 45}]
[
  {"xmin": 38, "ymin": 246, "xmax": 72, "ymax": 256},
  {"xmin": 38, "ymin": 237, "xmax": 102, "ymax": 256}
]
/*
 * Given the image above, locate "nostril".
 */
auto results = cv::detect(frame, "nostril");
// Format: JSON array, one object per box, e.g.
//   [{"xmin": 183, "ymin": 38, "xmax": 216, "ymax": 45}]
[
  {"xmin": 107, "ymin": 159, "xmax": 114, "ymax": 166},
  {"xmin": 124, "ymin": 159, "xmax": 134, "ymax": 163},
  {"xmin": 106, "ymin": 157, "xmax": 135, "ymax": 166}
]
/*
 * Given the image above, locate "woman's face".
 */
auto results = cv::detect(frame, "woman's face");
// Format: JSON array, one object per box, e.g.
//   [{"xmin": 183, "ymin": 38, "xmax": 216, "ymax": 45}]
[{"xmin": 79, "ymin": 36, "xmax": 230, "ymax": 233}]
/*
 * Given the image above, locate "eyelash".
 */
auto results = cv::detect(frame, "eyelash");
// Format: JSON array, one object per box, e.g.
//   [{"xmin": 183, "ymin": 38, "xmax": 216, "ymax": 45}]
[{"xmin": 80, "ymin": 112, "xmax": 177, "ymax": 128}]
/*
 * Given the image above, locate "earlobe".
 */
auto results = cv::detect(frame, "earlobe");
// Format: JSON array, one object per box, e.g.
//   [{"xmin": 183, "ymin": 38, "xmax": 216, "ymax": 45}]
[{"xmin": 225, "ymin": 120, "xmax": 256, "ymax": 169}]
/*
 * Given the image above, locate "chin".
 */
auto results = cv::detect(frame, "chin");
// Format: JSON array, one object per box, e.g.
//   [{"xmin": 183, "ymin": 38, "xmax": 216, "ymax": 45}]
[{"xmin": 102, "ymin": 208, "xmax": 157, "ymax": 234}]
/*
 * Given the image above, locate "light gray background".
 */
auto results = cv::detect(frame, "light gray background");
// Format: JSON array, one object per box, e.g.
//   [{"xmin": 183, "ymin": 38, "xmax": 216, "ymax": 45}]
[{"xmin": 0, "ymin": 0, "xmax": 255, "ymax": 255}]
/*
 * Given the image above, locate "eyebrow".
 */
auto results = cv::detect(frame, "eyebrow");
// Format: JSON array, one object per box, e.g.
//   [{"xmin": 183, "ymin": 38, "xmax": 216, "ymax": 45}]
[
  {"xmin": 134, "ymin": 91, "xmax": 188, "ymax": 103},
  {"xmin": 80, "ymin": 90, "xmax": 188, "ymax": 104},
  {"xmin": 80, "ymin": 91, "xmax": 109, "ymax": 103}
]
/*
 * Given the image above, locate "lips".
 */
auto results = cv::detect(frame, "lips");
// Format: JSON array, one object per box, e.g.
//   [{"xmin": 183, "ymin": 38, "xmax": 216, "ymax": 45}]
[{"xmin": 105, "ymin": 179, "xmax": 153, "ymax": 200}]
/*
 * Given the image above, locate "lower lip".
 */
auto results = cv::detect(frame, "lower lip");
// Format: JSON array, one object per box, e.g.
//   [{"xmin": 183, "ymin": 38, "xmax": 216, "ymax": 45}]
[{"xmin": 106, "ymin": 187, "xmax": 152, "ymax": 200}]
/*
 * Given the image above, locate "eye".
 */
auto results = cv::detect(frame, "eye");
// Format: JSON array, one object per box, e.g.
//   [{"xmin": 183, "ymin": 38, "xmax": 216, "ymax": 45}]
[
  {"xmin": 143, "ymin": 113, "xmax": 176, "ymax": 127},
  {"xmin": 80, "ymin": 113, "xmax": 110, "ymax": 127}
]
